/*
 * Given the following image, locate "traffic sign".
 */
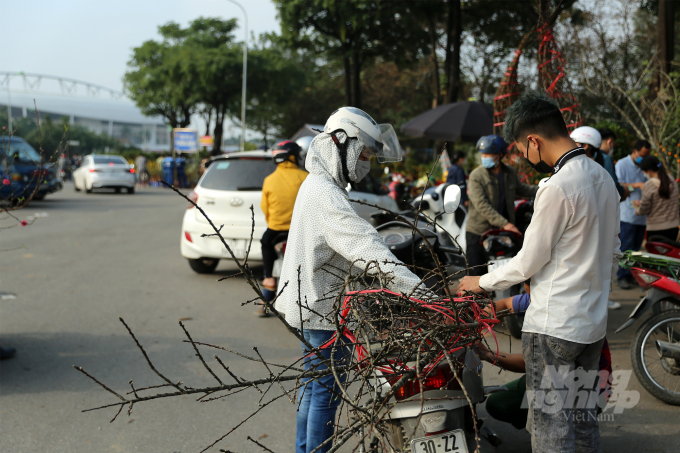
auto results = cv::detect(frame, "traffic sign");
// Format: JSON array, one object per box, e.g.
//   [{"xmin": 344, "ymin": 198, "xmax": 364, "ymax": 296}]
[{"xmin": 173, "ymin": 128, "xmax": 198, "ymax": 152}]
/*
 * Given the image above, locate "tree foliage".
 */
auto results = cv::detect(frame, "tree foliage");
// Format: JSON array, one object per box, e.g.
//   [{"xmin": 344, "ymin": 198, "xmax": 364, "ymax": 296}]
[{"xmin": 123, "ymin": 36, "xmax": 198, "ymax": 132}]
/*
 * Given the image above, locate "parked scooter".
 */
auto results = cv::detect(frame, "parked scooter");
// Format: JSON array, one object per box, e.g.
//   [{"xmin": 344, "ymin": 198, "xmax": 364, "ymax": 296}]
[
  {"xmin": 369, "ymin": 186, "xmax": 504, "ymax": 451},
  {"xmin": 372, "ymin": 183, "xmax": 468, "ymax": 282},
  {"xmin": 645, "ymin": 235, "xmax": 680, "ymax": 259},
  {"xmin": 617, "ymin": 251, "xmax": 680, "ymax": 405}
]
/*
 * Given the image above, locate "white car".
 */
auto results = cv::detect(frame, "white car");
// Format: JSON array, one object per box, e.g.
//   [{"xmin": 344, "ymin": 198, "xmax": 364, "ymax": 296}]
[
  {"xmin": 181, "ymin": 151, "xmax": 400, "ymax": 273},
  {"xmin": 73, "ymin": 154, "xmax": 135, "ymax": 194}
]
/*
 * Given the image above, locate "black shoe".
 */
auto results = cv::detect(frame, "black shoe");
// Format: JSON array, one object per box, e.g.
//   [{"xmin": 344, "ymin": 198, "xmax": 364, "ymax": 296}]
[
  {"xmin": 617, "ymin": 279, "xmax": 632, "ymax": 290},
  {"xmin": 627, "ymin": 277, "xmax": 640, "ymax": 287},
  {"xmin": 0, "ymin": 347, "xmax": 16, "ymax": 360}
]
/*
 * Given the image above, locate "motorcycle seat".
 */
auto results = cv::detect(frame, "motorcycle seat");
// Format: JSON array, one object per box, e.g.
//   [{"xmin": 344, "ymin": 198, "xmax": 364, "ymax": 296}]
[{"xmin": 648, "ymin": 235, "xmax": 680, "ymax": 249}]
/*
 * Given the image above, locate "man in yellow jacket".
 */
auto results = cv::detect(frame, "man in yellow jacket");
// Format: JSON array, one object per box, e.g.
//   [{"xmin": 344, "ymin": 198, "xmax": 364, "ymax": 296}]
[{"xmin": 259, "ymin": 140, "xmax": 308, "ymax": 314}]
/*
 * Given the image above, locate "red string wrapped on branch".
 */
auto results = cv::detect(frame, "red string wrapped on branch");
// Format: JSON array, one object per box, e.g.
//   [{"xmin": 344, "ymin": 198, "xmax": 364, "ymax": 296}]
[{"xmin": 320, "ymin": 289, "xmax": 500, "ymax": 376}]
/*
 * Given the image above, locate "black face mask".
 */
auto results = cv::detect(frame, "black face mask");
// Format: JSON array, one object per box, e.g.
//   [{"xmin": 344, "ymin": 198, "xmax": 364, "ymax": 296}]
[{"xmin": 524, "ymin": 139, "xmax": 554, "ymax": 174}]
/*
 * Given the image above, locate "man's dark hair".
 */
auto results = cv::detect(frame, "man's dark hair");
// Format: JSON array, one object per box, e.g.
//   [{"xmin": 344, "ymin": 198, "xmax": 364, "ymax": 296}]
[
  {"xmin": 502, "ymin": 91, "xmax": 569, "ymax": 144},
  {"xmin": 598, "ymin": 128, "xmax": 616, "ymax": 141},
  {"xmin": 453, "ymin": 151, "xmax": 466, "ymax": 162},
  {"xmin": 633, "ymin": 139, "xmax": 652, "ymax": 151}
]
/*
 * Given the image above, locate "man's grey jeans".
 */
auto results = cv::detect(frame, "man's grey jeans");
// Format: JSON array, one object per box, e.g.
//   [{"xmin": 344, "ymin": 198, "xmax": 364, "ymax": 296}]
[{"xmin": 522, "ymin": 332, "xmax": 605, "ymax": 453}]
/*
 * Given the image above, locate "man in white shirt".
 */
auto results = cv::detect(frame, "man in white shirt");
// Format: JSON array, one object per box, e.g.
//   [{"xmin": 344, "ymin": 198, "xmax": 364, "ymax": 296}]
[{"xmin": 458, "ymin": 92, "xmax": 621, "ymax": 453}]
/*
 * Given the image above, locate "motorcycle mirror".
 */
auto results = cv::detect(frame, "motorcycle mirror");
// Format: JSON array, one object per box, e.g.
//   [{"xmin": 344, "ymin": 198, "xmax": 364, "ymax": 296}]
[{"xmin": 443, "ymin": 185, "xmax": 462, "ymax": 214}]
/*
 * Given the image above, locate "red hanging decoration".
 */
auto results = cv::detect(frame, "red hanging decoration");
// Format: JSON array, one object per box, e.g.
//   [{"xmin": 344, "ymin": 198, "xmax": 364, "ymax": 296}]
[{"xmin": 536, "ymin": 24, "xmax": 583, "ymax": 130}]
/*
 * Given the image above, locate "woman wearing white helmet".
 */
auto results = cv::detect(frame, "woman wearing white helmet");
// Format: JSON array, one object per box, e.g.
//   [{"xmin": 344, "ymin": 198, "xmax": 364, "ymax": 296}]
[
  {"xmin": 570, "ymin": 126, "xmax": 626, "ymax": 200},
  {"xmin": 278, "ymin": 107, "xmax": 427, "ymax": 453}
]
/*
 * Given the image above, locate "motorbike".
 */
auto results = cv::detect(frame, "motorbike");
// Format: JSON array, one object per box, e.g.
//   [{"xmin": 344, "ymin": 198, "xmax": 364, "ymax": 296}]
[
  {"xmin": 480, "ymin": 229, "xmax": 524, "ymax": 338},
  {"xmin": 372, "ymin": 183, "xmax": 469, "ymax": 282},
  {"xmin": 645, "ymin": 235, "xmax": 680, "ymax": 259},
  {"xmin": 482, "ymin": 199, "xmax": 534, "ymax": 339},
  {"xmin": 616, "ymin": 250, "xmax": 680, "ymax": 405},
  {"xmin": 368, "ymin": 185, "xmax": 504, "ymax": 452}
]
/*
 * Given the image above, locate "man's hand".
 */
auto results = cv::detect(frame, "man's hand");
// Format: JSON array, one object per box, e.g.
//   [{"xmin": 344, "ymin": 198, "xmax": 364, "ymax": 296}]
[
  {"xmin": 456, "ymin": 276, "xmax": 484, "ymax": 294},
  {"xmin": 502, "ymin": 222, "xmax": 521, "ymax": 235}
]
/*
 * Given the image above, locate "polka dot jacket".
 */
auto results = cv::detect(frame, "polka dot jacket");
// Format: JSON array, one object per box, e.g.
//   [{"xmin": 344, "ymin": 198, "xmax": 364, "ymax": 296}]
[{"xmin": 279, "ymin": 132, "xmax": 428, "ymax": 331}]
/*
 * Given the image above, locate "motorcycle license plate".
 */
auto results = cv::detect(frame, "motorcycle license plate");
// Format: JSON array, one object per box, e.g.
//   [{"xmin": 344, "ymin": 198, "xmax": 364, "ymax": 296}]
[
  {"xmin": 488, "ymin": 257, "xmax": 513, "ymax": 273},
  {"xmin": 410, "ymin": 429, "xmax": 467, "ymax": 453},
  {"xmin": 272, "ymin": 258, "xmax": 283, "ymax": 277}
]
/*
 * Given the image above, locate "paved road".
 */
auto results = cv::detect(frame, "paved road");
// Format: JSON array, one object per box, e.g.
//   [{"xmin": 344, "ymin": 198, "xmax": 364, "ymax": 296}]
[{"xmin": 1, "ymin": 184, "xmax": 679, "ymax": 452}]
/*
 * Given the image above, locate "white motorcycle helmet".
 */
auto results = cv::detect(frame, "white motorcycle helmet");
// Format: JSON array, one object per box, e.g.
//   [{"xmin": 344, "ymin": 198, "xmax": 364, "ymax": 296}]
[
  {"xmin": 323, "ymin": 107, "xmax": 403, "ymax": 163},
  {"xmin": 570, "ymin": 126, "xmax": 602, "ymax": 149}
]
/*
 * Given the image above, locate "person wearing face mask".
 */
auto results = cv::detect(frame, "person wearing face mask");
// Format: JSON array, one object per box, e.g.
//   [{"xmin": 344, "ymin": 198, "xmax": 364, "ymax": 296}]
[
  {"xmin": 466, "ymin": 134, "xmax": 538, "ymax": 276},
  {"xmin": 633, "ymin": 155, "xmax": 679, "ymax": 241},
  {"xmin": 598, "ymin": 128, "xmax": 617, "ymax": 157},
  {"xmin": 278, "ymin": 107, "xmax": 430, "ymax": 453},
  {"xmin": 258, "ymin": 140, "xmax": 308, "ymax": 316},
  {"xmin": 615, "ymin": 139, "xmax": 652, "ymax": 289},
  {"xmin": 570, "ymin": 126, "xmax": 627, "ymax": 200},
  {"xmin": 457, "ymin": 91, "xmax": 621, "ymax": 453},
  {"xmin": 446, "ymin": 150, "xmax": 469, "ymax": 205}
]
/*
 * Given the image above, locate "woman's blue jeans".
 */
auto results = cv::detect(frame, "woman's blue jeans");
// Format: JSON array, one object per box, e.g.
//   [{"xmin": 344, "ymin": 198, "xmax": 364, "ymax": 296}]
[{"xmin": 296, "ymin": 329, "xmax": 348, "ymax": 453}]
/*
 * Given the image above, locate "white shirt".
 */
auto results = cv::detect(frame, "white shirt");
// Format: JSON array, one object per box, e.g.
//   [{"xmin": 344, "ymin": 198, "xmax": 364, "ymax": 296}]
[{"xmin": 479, "ymin": 152, "xmax": 622, "ymax": 344}]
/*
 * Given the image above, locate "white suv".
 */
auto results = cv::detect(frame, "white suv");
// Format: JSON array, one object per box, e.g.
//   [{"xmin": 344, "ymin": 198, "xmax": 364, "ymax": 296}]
[{"xmin": 181, "ymin": 151, "xmax": 399, "ymax": 273}]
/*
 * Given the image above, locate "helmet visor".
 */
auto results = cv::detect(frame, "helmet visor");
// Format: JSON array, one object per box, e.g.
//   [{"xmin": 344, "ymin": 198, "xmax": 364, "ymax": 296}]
[{"xmin": 355, "ymin": 124, "xmax": 403, "ymax": 163}]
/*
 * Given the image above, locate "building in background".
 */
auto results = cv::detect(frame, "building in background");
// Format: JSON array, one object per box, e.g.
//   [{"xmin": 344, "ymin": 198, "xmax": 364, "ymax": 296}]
[{"xmin": 1, "ymin": 72, "xmax": 171, "ymax": 151}]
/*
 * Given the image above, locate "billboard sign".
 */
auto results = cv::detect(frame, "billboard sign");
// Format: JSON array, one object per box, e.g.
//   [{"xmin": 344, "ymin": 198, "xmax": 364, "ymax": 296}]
[
  {"xmin": 173, "ymin": 128, "xmax": 198, "ymax": 153},
  {"xmin": 200, "ymin": 135, "xmax": 214, "ymax": 147}
]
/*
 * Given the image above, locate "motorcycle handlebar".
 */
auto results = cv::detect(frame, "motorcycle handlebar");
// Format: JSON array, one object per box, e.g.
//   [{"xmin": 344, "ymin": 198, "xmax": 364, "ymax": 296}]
[{"xmin": 438, "ymin": 245, "xmax": 462, "ymax": 255}]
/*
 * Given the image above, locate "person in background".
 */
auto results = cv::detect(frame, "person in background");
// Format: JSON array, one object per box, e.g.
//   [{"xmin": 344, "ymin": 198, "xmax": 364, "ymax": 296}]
[
  {"xmin": 175, "ymin": 153, "xmax": 187, "ymax": 188},
  {"xmin": 58, "ymin": 153, "xmax": 70, "ymax": 181},
  {"xmin": 388, "ymin": 173, "xmax": 407, "ymax": 202},
  {"xmin": 199, "ymin": 157, "xmax": 209, "ymax": 177},
  {"xmin": 135, "ymin": 154, "xmax": 148, "ymax": 187},
  {"xmin": 446, "ymin": 151, "xmax": 469, "ymax": 205},
  {"xmin": 571, "ymin": 126, "xmax": 627, "ymax": 201},
  {"xmin": 480, "ymin": 281, "xmax": 613, "ymax": 430},
  {"xmin": 598, "ymin": 128, "xmax": 617, "ymax": 157},
  {"xmin": 259, "ymin": 141, "xmax": 308, "ymax": 317},
  {"xmin": 615, "ymin": 139, "xmax": 652, "ymax": 289},
  {"xmin": 161, "ymin": 153, "xmax": 175, "ymax": 187},
  {"xmin": 466, "ymin": 135, "xmax": 539, "ymax": 276},
  {"xmin": 634, "ymin": 156, "xmax": 680, "ymax": 241}
]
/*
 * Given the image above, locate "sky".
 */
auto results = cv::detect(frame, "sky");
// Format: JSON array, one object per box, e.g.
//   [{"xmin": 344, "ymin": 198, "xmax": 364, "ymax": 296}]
[{"xmin": 1, "ymin": 0, "xmax": 280, "ymax": 92}]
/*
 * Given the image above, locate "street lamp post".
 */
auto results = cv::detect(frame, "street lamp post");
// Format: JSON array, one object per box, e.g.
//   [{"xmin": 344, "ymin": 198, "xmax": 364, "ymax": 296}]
[{"xmin": 225, "ymin": 0, "xmax": 248, "ymax": 152}]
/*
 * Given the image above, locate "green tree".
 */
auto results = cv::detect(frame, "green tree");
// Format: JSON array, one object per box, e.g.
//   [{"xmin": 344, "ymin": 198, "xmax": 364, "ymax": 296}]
[
  {"xmin": 123, "ymin": 38, "xmax": 198, "ymax": 134},
  {"xmin": 168, "ymin": 18, "xmax": 243, "ymax": 155},
  {"xmin": 236, "ymin": 35, "xmax": 317, "ymax": 145},
  {"xmin": 275, "ymin": 0, "xmax": 429, "ymax": 109}
]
